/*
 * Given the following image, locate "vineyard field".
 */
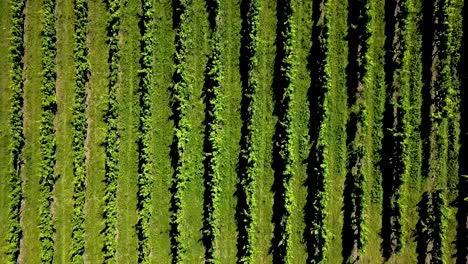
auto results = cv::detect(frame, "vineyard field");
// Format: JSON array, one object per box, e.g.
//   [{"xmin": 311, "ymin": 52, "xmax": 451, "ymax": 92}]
[{"xmin": 0, "ymin": 0, "xmax": 467, "ymax": 263}]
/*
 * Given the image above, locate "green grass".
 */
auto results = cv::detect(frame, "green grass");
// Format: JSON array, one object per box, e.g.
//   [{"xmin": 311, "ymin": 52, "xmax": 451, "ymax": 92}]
[
  {"xmin": 324, "ymin": 0, "xmax": 348, "ymax": 262},
  {"xmin": 0, "ymin": 2, "xmax": 11, "ymax": 263},
  {"xmin": 255, "ymin": 0, "xmax": 277, "ymax": 262},
  {"xmin": 183, "ymin": 0, "xmax": 209, "ymax": 260},
  {"xmin": 115, "ymin": 0, "xmax": 140, "ymax": 262},
  {"xmin": 399, "ymin": 0, "xmax": 424, "ymax": 262},
  {"xmin": 217, "ymin": 0, "xmax": 242, "ymax": 261},
  {"xmin": 19, "ymin": 0, "xmax": 44, "ymax": 262},
  {"xmin": 53, "ymin": 0, "xmax": 75, "ymax": 262},
  {"xmin": 288, "ymin": 0, "xmax": 313, "ymax": 261},
  {"xmin": 84, "ymin": 0, "xmax": 108, "ymax": 262},
  {"xmin": 149, "ymin": 0, "xmax": 174, "ymax": 262},
  {"xmin": 360, "ymin": 0, "xmax": 386, "ymax": 261}
]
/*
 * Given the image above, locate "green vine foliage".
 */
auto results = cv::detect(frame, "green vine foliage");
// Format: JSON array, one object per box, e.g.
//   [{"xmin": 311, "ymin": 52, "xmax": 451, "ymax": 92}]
[
  {"xmin": 6, "ymin": 0, "xmax": 26, "ymax": 263},
  {"xmin": 170, "ymin": 0, "xmax": 191, "ymax": 262},
  {"xmin": 202, "ymin": 0, "xmax": 223, "ymax": 262},
  {"xmin": 381, "ymin": 0, "xmax": 423, "ymax": 258},
  {"xmin": 429, "ymin": 0, "xmax": 463, "ymax": 262},
  {"xmin": 431, "ymin": 190, "xmax": 447, "ymax": 264},
  {"xmin": 271, "ymin": 0, "xmax": 296, "ymax": 262},
  {"xmin": 137, "ymin": 0, "xmax": 155, "ymax": 263},
  {"xmin": 70, "ymin": 0, "xmax": 89, "ymax": 262},
  {"xmin": 103, "ymin": 0, "xmax": 121, "ymax": 262},
  {"xmin": 236, "ymin": 0, "xmax": 260, "ymax": 262},
  {"xmin": 342, "ymin": 0, "xmax": 369, "ymax": 260},
  {"xmin": 304, "ymin": 0, "xmax": 330, "ymax": 262},
  {"xmin": 39, "ymin": 0, "xmax": 57, "ymax": 262}
]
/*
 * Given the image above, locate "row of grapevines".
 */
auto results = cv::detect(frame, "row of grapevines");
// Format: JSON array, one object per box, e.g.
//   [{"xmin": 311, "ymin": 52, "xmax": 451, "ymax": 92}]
[
  {"xmin": 381, "ymin": 0, "xmax": 407, "ymax": 257},
  {"xmin": 6, "ymin": 0, "xmax": 26, "ymax": 263},
  {"xmin": 170, "ymin": 0, "xmax": 191, "ymax": 262},
  {"xmin": 360, "ymin": 0, "xmax": 386, "ymax": 258},
  {"xmin": 416, "ymin": 191, "xmax": 445, "ymax": 263},
  {"xmin": 457, "ymin": 2, "xmax": 468, "ymax": 261},
  {"xmin": 415, "ymin": 192, "xmax": 432, "ymax": 264},
  {"xmin": 427, "ymin": 0, "xmax": 463, "ymax": 261},
  {"xmin": 38, "ymin": 0, "xmax": 57, "ymax": 262},
  {"xmin": 342, "ymin": 0, "xmax": 369, "ymax": 260},
  {"xmin": 304, "ymin": 0, "xmax": 330, "ymax": 262},
  {"xmin": 399, "ymin": 0, "xmax": 423, "ymax": 255},
  {"xmin": 271, "ymin": 0, "xmax": 296, "ymax": 262},
  {"xmin": 423, "ymin": 0, "xmax": 448, "ymax": 257},
  {"xmin": 137, "ymin": 0, "xmax": 155, "ymax": 263},
  {"xmin": 382, "ymin": 0, "xmax": 423, "ymax": 258},
  {"xmin": 422, "ymin": 0, "xmax": 446, "ymax": 187},
  {"xmin": 103, "ymin": 0, "xmax": 121, "ymax": 262},
  {"xmin": 236, "ymin": 0, "xmax": 260, "ymax": 262},
  {"xmin": 202, "ymin": 0, "xmax": 222, "ymax": 262},
  {"xmin": 431, "ymin": 190, "xmax": 447, "ymax": 263},
  {"xmin": 70, "ymin": 0, "xmax": 89, "ymax": 262},
  {"xmin": 445, "ymin": 0, "xmax": 464, "ymax": 205}
]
